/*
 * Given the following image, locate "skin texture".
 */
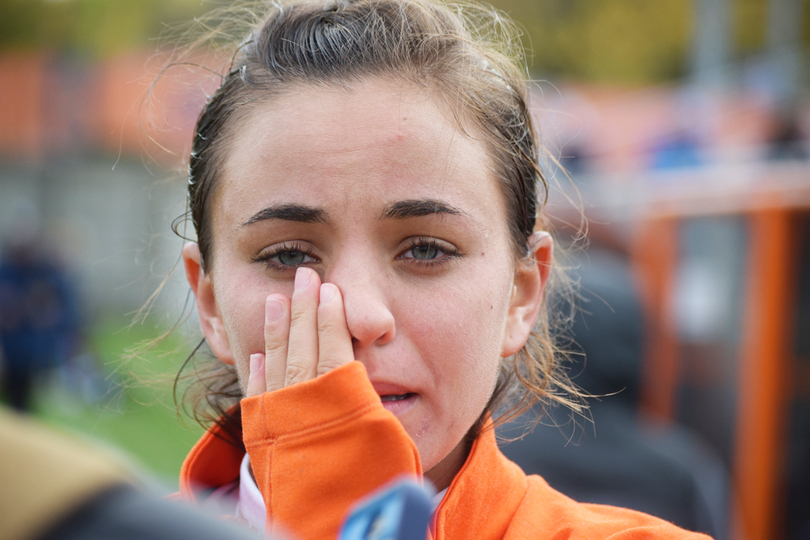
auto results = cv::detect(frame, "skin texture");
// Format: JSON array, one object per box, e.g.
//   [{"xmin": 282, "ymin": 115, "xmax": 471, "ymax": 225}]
[{"xmin": 183, "ymin": 78, "xmax": 552, "ymax": 490}]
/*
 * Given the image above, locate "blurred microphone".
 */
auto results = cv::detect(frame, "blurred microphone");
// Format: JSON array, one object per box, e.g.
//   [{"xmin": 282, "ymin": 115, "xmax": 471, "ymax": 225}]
[{"xmin": 339, "ymin": 478, "xmax": 433, "ymax": 540}]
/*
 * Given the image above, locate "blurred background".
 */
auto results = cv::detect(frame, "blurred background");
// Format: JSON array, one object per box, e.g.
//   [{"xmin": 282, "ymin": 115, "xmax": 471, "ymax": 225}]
[{"xmin": 0, "ymin": 1, "xmax": 807, "ymax": 539}]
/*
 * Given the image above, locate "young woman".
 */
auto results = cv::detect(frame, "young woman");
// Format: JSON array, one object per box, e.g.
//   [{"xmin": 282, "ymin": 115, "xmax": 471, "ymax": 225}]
[{"xmin": 174, "ymin": 0, "xmax": 712, "ymax": 538}]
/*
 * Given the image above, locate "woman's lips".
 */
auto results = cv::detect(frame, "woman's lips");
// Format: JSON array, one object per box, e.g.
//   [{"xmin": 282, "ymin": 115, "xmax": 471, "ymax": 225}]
[
  {"xmin": 379, "ymin": 393, "xmax": 417, "ymax": 415},
  {"xmin": 372, "ymin": 381, "xmax": 417, "ymax": 415}
]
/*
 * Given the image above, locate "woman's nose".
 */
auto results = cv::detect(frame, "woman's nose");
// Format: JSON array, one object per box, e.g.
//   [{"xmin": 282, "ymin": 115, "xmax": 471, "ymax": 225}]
[{"xmin": 327, "ymin": 263, "xmax": 396, "ymax": 349}]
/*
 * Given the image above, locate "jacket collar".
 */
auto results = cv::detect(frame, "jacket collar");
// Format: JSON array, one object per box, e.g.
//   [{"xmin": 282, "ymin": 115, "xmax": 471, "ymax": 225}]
[
  {"xmin": 433, "ymin": 425, "xmax": 528, "ymax": 540},
  {"xmin": 180, "ymin": 413, "xmax": 528, "ymax": 539},
  {"xmin": 179, "ymin": 415, "xmax": 245, "ymax": 502}
]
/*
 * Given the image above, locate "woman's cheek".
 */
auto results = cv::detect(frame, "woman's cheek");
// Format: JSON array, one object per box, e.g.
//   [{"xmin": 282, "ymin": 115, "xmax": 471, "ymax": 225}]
[
  {"xmin": 410, "ymin": 285, "xmax": 503, "ymax": 382},
  {"xmin": 216, "ymin": 280, "xmax": 275, "ymax": 383},
  {"xmin": 442, "ymin": 276, "xmax": 511, "ymax": 395}
]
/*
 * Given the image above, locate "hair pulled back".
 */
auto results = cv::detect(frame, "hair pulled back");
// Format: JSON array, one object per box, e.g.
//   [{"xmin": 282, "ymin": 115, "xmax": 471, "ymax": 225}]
[{"xmin": 179, "ymin": 0, "xmax": 579, "ymax": 434}]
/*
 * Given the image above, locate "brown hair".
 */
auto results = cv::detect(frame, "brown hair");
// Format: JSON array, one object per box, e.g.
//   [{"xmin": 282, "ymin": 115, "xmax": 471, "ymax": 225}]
[{"xmin": 175, "ymin": 0, "xmax": 581, "ymax": 436}]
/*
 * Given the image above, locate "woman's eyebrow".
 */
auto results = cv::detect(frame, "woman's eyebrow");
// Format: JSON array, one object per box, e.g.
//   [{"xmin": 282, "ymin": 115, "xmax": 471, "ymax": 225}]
[
  {"xmin": 380, "ymin": 199, "xmax": 468, "ymax": 220},
  {"xmin": 241, "ymin": 204, "xmax": 329, "ymax": 227}
]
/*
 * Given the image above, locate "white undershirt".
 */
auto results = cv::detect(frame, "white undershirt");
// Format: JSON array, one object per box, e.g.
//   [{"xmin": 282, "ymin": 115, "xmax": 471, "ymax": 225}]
[
  {"xmin": 236, "ymin": 453, "xmax": 447, "ymax": 533},
  {"xmin": 236, "ymin": 453, "xmax": 268, "ymax": 533}
]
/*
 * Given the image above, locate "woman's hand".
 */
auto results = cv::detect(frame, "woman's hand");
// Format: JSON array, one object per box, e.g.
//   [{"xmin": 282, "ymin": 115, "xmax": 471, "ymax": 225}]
[{"xmin": 246, "ymin": 267, "xmax": 355, "ymax": 397}]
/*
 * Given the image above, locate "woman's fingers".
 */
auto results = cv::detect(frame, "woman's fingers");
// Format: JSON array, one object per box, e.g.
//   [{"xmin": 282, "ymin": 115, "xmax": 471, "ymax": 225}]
[
  {"xmin": 246, "ymin": 353, "xmax": 266, "ymax": 397},
  {"xmin": 317, "ymin": 283, "xmax": 353, "ymax": 375},
  {"xmin": 284, "ymin": 267, "xmax": 321, "ymax": 387},
  {"xmin": 264, "ymin": 294, "xmax": 291, "ymax": 393},
  {"xmin": 317, "ymin": 283, "xmax": 354, "ymax": 375},
  {"xmin": 253, "ymin": 268, "xmax": 355, "ymax": 397}
]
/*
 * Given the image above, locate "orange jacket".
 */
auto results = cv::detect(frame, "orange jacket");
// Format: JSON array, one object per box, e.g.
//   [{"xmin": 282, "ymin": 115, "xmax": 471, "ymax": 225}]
[{"xmin": 180, "ymin": 362, "xmax": 712, "ymax": 540}]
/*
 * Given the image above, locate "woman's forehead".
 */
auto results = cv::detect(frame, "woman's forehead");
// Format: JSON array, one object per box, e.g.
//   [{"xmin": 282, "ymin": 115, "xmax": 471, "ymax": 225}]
[
  {"xmin": 214, "ymin": 79, "xmax": 503, "ymax": 226},
  {"xmin": 225, "ymin": 79, "xmax": 466, "ymax": 164}
]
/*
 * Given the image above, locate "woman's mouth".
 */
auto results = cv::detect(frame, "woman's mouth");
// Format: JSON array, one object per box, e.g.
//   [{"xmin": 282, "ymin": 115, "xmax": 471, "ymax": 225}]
[{"xmin": 379, "ymin": 393, "xmax": 416, "ymax": 415}]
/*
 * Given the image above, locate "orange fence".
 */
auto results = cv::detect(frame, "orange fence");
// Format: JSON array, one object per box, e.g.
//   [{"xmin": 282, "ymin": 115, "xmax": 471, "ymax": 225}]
[{"xmin": 629, "ymin": 170, "xmax": 810, "ymax": 540}]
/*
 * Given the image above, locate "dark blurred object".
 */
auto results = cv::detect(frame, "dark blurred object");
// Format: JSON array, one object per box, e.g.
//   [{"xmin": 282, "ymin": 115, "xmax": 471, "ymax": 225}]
[
  {"xmin": 37, "ymin": 485, "xmax": 267, "ymax": 540},
  {"xmin": 768, "ymin": 114, "xmax": 808, "ymax": 161},
  {"xmin": 0, "ymin": 234, "xmax": 80, "ymax": 412},
  {"xmin": 499, "ymin": 245, "xmax": 728, "ymax": 540},
  {"xmin": 0, "ymin": 407, "xmax": 266, "ymax": 540},
  {"xmin": 786, "ymin": 217, "xmax": 810, "ymax": 540}
]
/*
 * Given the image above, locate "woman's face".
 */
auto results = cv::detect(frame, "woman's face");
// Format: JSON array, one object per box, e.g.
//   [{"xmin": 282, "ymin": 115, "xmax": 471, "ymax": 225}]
[{"xmin": 186, "ymin": 78, "xmax": 548, "ymax": 486}]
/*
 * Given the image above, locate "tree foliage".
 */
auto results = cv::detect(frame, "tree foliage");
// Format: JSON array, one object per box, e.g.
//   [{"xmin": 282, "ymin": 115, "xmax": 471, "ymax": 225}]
[
  {"xmin": 488, "ymin": 0, "xmax": 693, "ymax": 83},
  {"xmin": 0, "ymin": 0, "xmax": 207, "ymax": 56},
  {"xmin": 1, "ymin": 0, "xmax": 806, "ymax": 83}
]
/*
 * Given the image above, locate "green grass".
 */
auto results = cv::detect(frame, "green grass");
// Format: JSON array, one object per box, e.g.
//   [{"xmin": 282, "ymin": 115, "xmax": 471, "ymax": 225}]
[{"xmin": 30, "ymin": 317, "xmax": 206, "ymax": 484}]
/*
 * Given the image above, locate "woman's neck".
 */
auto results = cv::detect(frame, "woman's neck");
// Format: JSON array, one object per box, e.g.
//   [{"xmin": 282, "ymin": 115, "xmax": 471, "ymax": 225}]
[{"xmin": 424, "ymin": 436, "xmax": 473, "ymax": 491}]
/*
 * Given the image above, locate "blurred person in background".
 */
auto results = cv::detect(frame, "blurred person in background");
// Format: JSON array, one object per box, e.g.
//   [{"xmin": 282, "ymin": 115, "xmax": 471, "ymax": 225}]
[
  {"xmin": 767, "ymin": 112, "xmax": 808, "ymax": 161},
  {"xmin": 499, "ymin": 228, "xmax": 729, "ymax": 540},
  {"xmin": 0, "ymin": 202, "xmax": 81, "ymax": 412},
  {"xmin": 0, "ymin": 406, "xmax": 267, "ymax": 540}
]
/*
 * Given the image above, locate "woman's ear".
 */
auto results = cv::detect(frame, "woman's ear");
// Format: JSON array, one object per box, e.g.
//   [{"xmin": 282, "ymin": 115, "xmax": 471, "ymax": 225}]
[
  {"xmin": 182, "ymin": 242, "xmax": 235, "ymax": 366},
  {"xmin": 501, "ymin": 231, "xmax": 553, "ymax": 357}
]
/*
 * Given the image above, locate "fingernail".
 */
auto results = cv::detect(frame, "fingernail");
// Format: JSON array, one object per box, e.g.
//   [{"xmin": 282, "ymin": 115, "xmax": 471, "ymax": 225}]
[
  {"xmin": 294, "ymin": 267, "xmax": 311, "ymax": 291},
  {"xmin": 320, "ymin": 283, "xmax": 336, "ymax": 305},
  {"xmin": 249, "ymin": 353, "xmax": 262, "ymax": 375},
  {"xmin": 266, "ymin": 297, "xmax": 283, "ymax": 323}
]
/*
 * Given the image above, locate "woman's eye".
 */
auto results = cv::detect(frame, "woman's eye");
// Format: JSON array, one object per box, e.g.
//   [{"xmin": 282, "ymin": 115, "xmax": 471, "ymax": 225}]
[
  {"xmin": 276, "ymin": 250, "xmax": 310, "ymax": 266},
  {"xmin": 408, "ymin": 244, "xmax": 440, "ymax": 260},
  {"xmin": 254, "ymin": 242, "xmax": 317, "ymax": 270},
  {"xmin": 400, "ymin": 238, "xmax": 460, "ymax": 266}
]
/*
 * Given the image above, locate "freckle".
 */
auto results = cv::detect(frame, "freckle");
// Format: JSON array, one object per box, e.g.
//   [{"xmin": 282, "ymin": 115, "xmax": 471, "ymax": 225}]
[{"xmin": 481, "ymin": 252, "xmax": 485, "ymax": 256}]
